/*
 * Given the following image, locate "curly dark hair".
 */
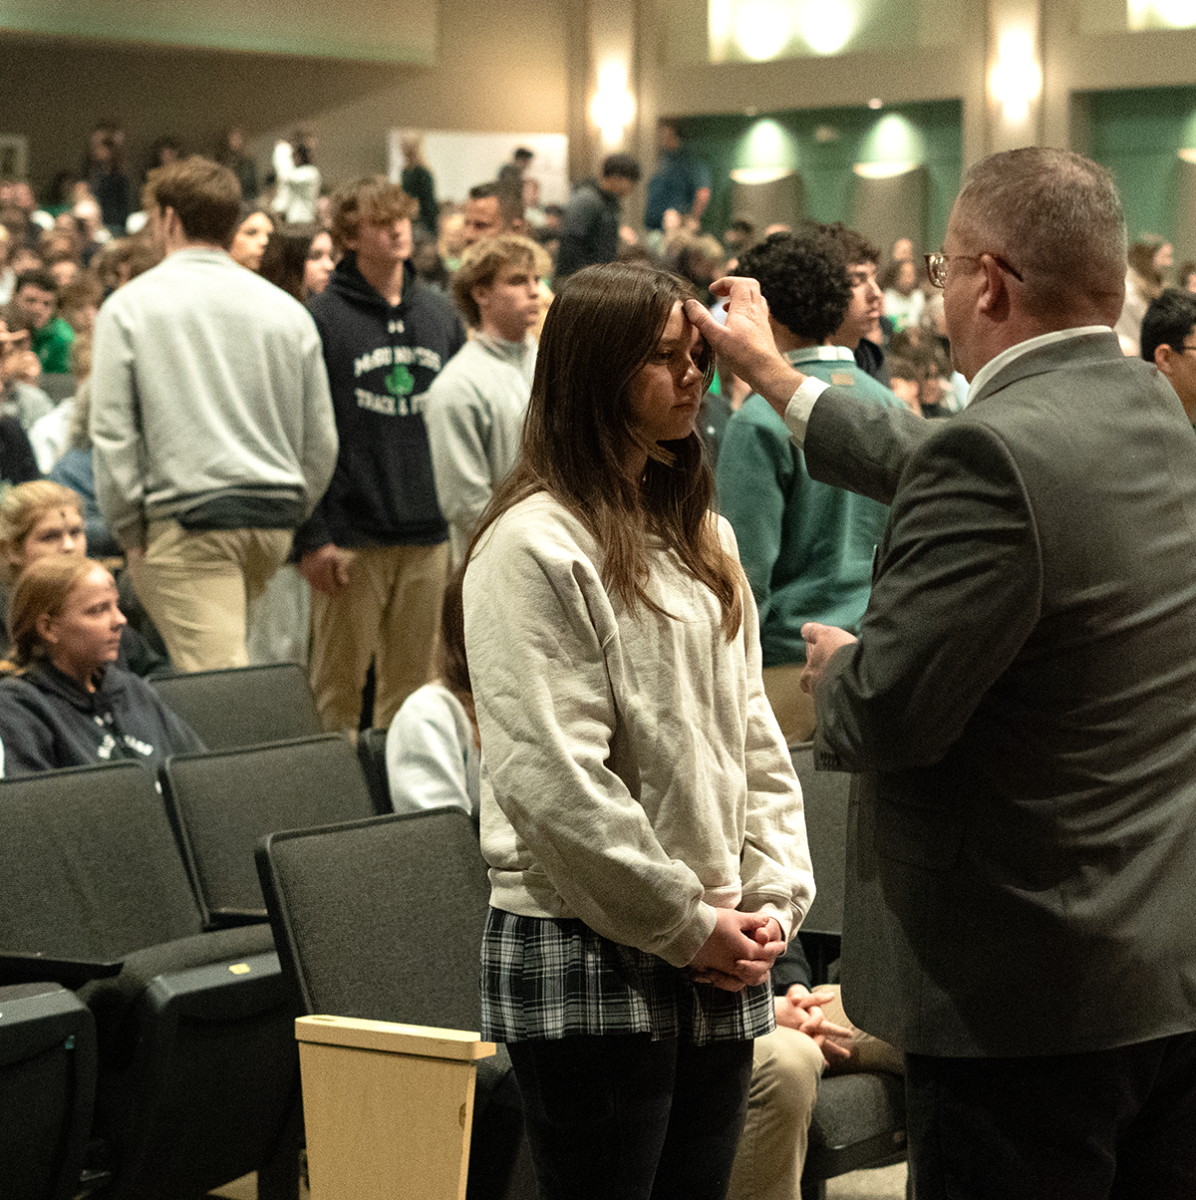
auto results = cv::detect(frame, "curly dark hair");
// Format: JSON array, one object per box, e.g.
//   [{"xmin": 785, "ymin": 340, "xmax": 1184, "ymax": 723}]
[
  {"xmin": 1141, "ymin": 287, "xmax": 1196, "ymax": 363},
  {"xmin": 817, "ymin": 221, "xmax": 881, "ymax": 267},
  {"xmin": 736, "ymin": 230, "xmax": 852, "ymax": 343}
]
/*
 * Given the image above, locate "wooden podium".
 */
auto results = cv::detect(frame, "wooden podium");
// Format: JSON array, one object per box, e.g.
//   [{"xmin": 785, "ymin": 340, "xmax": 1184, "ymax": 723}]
[{"xmin": 296, "ymin": 1015, "xmax": 497, "ymax": 1200}]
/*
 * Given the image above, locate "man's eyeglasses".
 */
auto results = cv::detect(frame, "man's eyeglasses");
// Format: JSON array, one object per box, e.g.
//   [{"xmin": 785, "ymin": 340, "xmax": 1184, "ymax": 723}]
[{"xmin": 925, "ymin": 252, "xmax": 1025, "ymax": 289}]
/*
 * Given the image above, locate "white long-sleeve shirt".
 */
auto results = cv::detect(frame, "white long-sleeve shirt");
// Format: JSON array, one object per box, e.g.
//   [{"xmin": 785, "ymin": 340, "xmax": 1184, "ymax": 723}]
[
  {"xmin": 272, "ymin": 142, "xmax": 321, "ymax": 224},
  {"xmin": 386, "ymin": 683, "xmax": 479, "ymax": 817}
]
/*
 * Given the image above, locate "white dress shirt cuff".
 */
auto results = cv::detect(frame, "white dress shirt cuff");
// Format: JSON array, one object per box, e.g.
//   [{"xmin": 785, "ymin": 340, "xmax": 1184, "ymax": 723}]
[{"xmin": 782, "ymin": 376, "xmax": 830, "ymax": 446}]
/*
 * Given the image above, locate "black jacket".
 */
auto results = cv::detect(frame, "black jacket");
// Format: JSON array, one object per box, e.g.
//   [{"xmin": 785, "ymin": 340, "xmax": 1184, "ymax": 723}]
[
  {"xmin": 555, "ymin": 179, "xmax": 621, "ymax": 281},
  {"xmin": 0, "ymin": 660, "xmax": 203, "ymax": 777},
  {"xmin": 296, "ymin": 255, "xmax": 465, "ymax": 553}
]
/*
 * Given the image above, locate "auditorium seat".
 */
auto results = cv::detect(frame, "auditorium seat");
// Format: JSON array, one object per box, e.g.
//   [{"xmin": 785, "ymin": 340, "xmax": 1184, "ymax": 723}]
[
  {"xmin": 160, "ymin": 734, "xmax": 378, "ymax": 928},
  {"xmin": 257, "ymin": 808, "xmax": 531, "ymax": 1200},
  {"xmin": 0, "ymin": 981, "xmax": 97, "ymax": 1200},
  {"xmin": 150, "ymin": 662, "xmax": 323, "ymax": 751},
  {"xmin": 0, "ymin": 761, "xmax": 301, "ymax": 1200}
]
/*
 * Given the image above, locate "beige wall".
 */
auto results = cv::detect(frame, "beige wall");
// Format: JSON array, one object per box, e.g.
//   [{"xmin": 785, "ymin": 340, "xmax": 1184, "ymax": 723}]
[
  {"xmin": 641, "ymin": 0, "xmax": 988, "ymax": 165},
  {"xmin": 0, "ymin": 0, "xmax": 568, "ymax": 198},
  {"xmin": 639, "ymin": 0, "xmax": 1196, "ymax": 175},
  {"xmin": 7, "ymin": 0, "xmax": 1196, "ymax": 208}
]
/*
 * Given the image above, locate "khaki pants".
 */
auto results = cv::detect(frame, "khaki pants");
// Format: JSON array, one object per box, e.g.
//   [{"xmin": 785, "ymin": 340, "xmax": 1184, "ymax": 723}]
[
  {"xmin": 129, "ymin": 520, "xmax": 292, "ymax": 673},
  {"xmin": 726, "ymin": 1023, "xmax": 824, "ymax": 1200},
  {"xmin": 309, "ymin": 541, "xmax": 449, "ymax": 733},
  {"xmin": 761, "ymin": 662, "xmax": 817, "ymax": 746},
  {"xmin": 726, "ymin": 986, "xmax": 904, "ymax": 1200}
]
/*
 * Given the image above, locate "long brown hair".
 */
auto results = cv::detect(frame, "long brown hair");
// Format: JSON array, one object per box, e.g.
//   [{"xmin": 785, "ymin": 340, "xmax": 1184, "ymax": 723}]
[
  {"xmin": 437, "ymin": 562, "xmax": 475, "ymax": 734},
  {"xmin": 471, "ymin": 262, "xmax": 743, "ymax": 639}
]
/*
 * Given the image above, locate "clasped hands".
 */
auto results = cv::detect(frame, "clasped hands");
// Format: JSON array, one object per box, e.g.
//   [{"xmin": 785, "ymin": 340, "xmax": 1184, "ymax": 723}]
[
  {"xmin": 688, "ymin": 909, "xmax": 785, "ymax": 993},
  {"xmin": 777, "ymin": 985, "xmax": 853, "ymax": 1068}
]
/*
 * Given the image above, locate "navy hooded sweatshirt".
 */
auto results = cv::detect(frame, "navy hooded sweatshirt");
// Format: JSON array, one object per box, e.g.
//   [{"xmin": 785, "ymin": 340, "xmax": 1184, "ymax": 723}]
[
  {"xmin": 0, "ymin": 660, "xmax": 204, "ymax": 777},
  {"xmin": 295, "ymin": 254, "xmax": 465, "ymax": 555}
]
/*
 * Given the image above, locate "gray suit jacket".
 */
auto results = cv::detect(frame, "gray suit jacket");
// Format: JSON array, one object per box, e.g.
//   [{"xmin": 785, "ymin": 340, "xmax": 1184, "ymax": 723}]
[{"xmin": 805, "ymin": 330, "xmax": 1196, "ymax": 1057}]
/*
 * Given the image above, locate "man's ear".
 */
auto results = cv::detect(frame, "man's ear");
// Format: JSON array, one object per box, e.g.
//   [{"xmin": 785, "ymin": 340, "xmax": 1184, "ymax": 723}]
[
  {"xmin": 765, "ymin": 313, "xmax": 789, "ymax": 351},
  {"xmin": 976, "ymin": 252, "xmax": 1012, "ymax": 319},
  {"xmin": 471, "ymin": 282, "xmax": 492, "ymax": 314},
  {"xmin": 1155, "ymin": 343, "xmax": 1177, "ymax": 380}
]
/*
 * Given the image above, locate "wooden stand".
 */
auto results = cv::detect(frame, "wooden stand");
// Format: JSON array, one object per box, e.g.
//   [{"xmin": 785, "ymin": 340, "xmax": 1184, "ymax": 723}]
[{"xmin": 296, "ymin": 1015, "xmax": 496, "ymax": 1200}]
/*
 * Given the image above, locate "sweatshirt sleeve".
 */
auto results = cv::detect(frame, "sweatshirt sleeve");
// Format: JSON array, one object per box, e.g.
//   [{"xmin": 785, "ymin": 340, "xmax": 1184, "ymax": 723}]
[
  {"xmin": 734, "ymin": 537, "xmax": 815, "ymax": 941},
  {"xmin": 464, "ymin": 509, "xmax": 719, "ymax": 968},
  {"xmin": 0, "ymin": 679, "xmax": 70, "ymax": 776},
  {"xmin": 297, "ymin": 317, "xmax": 338, "ymax": 518},
  {"xmin": 90, "ymin": 299, "xmax": 147, "ymax": 549},
  {"xmin": 424, "ymin": 366, "xmax": 494, "ymax": 553}
]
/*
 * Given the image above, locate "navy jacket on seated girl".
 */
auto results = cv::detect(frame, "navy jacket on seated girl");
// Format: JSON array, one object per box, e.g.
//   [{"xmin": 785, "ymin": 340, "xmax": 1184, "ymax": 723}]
[{"xmin": 0, "ymin": 556, "xmax": 203, "ymax": 776}]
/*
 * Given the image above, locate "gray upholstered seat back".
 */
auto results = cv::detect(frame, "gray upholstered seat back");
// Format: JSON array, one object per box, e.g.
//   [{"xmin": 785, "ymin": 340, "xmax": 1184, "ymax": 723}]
[
  {"xmin": 0, "ymin": 762, "xmax": 202, "ymax": 960},
  {"xmin": 161, "ymin": 734, "xmax": 376, "ymax": 923},
  {"xmin": 791, "ymin": 743, "xmax": 851, "ymax": 937},
  {"xmin": 260, "ymin": 809, "xmax": 489, "ymax": 1031},
  {"xmin": 150, "ymin": 663, "xmax": 323, "ymax": 751}
]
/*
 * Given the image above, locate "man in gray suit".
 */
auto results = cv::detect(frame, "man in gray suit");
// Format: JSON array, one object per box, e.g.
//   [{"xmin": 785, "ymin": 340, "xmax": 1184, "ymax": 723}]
[{"xmin": 688, "ymin": 147, "xmax": 1196, "ymax": 1199}]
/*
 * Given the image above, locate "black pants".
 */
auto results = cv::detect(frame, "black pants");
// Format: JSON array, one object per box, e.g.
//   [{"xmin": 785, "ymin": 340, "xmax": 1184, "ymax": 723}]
[
  {"xmin": 905, "ymin": 1030, "xmax": 1196, "ymax": 1200},
  {"xmin": 507, "ymin": 1033, "xmax": 754, "ymax": 1200}
]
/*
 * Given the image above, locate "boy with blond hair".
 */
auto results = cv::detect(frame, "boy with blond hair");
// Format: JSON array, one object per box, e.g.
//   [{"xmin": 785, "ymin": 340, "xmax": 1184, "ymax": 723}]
[{"xmin": 424, "ymin": 234, "xmax": 547, "ymax": 562}]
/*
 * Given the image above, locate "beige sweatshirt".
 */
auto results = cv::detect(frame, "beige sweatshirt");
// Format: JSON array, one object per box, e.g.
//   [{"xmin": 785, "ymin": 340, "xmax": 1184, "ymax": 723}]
[{"xmin": 464, "ymin": 492, "xmax": 814, "ymax": 969}]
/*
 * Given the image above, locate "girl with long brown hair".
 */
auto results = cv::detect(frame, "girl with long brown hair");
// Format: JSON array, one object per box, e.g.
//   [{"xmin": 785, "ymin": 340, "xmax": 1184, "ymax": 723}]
[{"xmin": 463, "ymin": 262, "xmax": 812, "ymax": 1200}]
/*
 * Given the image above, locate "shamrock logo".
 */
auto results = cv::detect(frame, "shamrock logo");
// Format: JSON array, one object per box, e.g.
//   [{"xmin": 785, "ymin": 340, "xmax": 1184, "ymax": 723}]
[{"xmin": 385, "ymin": 363, "xmax": 415, "ymax": 398}]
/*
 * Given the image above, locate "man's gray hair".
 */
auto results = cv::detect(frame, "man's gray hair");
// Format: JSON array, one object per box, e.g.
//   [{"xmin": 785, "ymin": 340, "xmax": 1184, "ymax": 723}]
[{"xmin": 953, "ymin": 147, "xmax": 1127, "ymax": 321}]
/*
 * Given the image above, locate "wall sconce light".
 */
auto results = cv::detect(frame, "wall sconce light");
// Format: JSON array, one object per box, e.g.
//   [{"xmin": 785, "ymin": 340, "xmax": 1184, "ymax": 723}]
[
  {"xmin": 1129, "ymin": 0, "xmax": 1196, "ymax": 30},
  {"xmin": 730, "ymin": 118, "xmax": 798, "ymax": 185},
  {"xmin": 801, "ymin": 0, "xmax": 855, "ymax": 55},
  {"xmin": 591, "ymin": 62, "xmax": 636, "ymax": 145},
  {"xmin": 730, "ymin": 166, "xmax": 796, "ymax": 184},
  {"xmin": 853, "ymin": 161, "xmax": 918, "ymax": 178},
  {"xmin": 989, "ymin": 28, "xmax": 1042, "ymax": 123},
  {"xmin": 854, "ymin": 113, "xmax": 922, "ymax": 178}
]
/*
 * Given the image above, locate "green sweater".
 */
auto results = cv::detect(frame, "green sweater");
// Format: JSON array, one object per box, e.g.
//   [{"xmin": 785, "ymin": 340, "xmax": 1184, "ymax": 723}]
[
  {"xmin": 715, "ymin": 345, "xmax": 905, "ymax": 668},
  {"xmin": 32, "ymin": 316, "xmax": 74, "ymax": 375}
]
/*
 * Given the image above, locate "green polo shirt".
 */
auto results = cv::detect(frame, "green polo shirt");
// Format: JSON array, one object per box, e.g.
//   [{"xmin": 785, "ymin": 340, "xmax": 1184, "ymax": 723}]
[{"xmin": 715, "ymin": 345, "xmax": 906, "ymax": 667}]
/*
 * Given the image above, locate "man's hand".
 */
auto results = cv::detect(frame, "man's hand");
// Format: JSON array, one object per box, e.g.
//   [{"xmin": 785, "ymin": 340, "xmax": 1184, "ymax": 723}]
[
  {"xmin": 776, "ymin": 985, "xmax": 853, "ymax": 1067},
  {"xmin": 689, "ymin": 910, "xmax": 785, "ymax": 993},
  {"xmin": 299, "ymin": 544, "xmax": 356, "ymax": 596},
  {"xmin": 683, "ymin": 277, "xmax": 806, "ymax": 418},
  {"xmin": 800, "ymin": 622, "xmax": 858, "ymax": 697}
]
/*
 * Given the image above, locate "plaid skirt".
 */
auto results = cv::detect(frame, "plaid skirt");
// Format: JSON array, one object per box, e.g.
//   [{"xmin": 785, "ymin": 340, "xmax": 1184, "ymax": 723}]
[{"xmin": 480, "ymin": 907, "xmax": 776, "ymax": 1047}]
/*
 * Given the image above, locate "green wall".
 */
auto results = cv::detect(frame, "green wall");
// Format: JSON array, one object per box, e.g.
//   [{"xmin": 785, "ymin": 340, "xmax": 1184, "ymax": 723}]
[
  {"xmin": 1086, "ymin": 86, "xmax": 1196, "ymax": 249},
  {"xmin": 676, "ymin": 99, "xmax": 962, "ymax": 249}
]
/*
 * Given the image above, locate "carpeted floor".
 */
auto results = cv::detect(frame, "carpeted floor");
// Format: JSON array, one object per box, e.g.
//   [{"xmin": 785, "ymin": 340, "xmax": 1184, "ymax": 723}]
[{"xmin": 212, "ymin": 1160, "xmax": 911, "ymax": 1198}]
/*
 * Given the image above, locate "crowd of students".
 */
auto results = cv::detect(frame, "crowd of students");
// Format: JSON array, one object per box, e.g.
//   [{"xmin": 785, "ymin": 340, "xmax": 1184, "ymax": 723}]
[
  {"xmin": 12, "ymin": 118, "xmax": 1195, "ymax": 1200},
  {"xmin": 0, "ymin": 116, "xmax": 951, "ymax": 1199}
]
